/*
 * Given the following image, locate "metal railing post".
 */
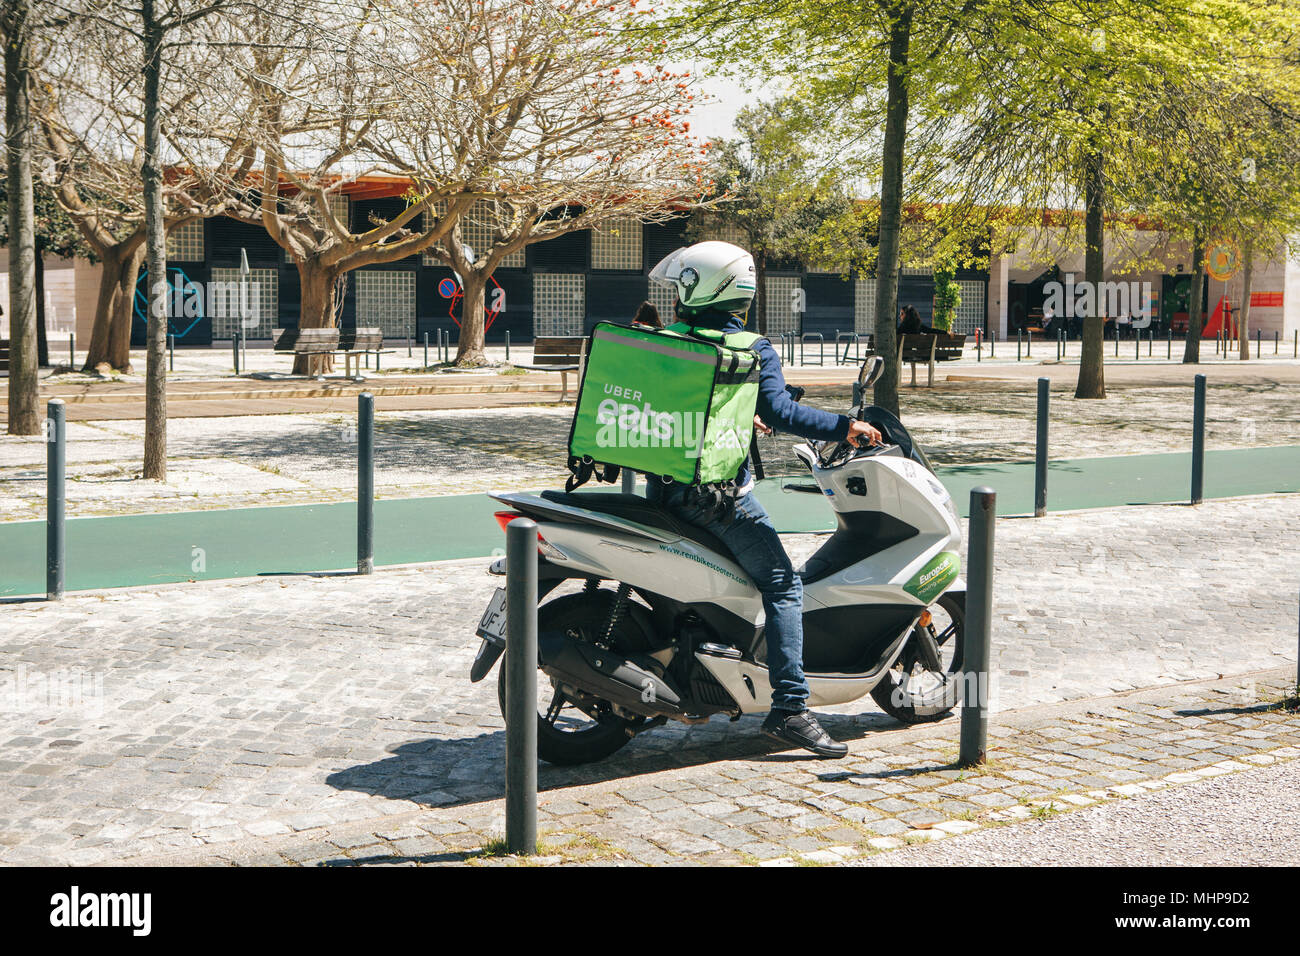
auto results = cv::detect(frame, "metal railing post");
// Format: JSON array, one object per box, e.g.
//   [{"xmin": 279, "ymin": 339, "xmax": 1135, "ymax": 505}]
[
  {"xmin": 358, "ymin": 392, "xmax": 375, "ymax": 573},
  {"xmin": 1191, "ymin": 374, "xmax": 1206, "ymax": 505},
  {"xmin": 47, "ymin": 399, "xmax": 66, "ymax": 601},
  {"xmin": 423, "ymin": 332, "xmax": 429, "ymax": 368},
  {"xmin": 505, "ymin": 517, "xmax": 538, "ymax": 855},
  {"xmin": 959, "ymin": 486, "xmax": 996, "ymax": 767},
  {"xmin": 1035, "ymin": 377, "xmax": 1049, "ymax": 517}
]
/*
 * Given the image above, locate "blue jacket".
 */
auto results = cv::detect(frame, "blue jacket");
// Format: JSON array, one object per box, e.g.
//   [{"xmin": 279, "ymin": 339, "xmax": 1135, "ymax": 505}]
[{"xmin": 676, "ymin": 308, "xmax": 852, "ymax": 487}]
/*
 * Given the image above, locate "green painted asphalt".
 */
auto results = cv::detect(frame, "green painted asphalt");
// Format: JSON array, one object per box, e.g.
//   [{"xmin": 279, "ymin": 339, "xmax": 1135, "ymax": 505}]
[{"xmin": 2, "ymin": 445, "xmax": 1297, "ymax": 598}]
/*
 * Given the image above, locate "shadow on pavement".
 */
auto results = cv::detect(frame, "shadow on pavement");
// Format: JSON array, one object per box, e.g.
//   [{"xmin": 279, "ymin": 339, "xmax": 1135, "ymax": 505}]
[{"xmin": 324, "ymin": 709, "xmax": 923, "ymax": 812}]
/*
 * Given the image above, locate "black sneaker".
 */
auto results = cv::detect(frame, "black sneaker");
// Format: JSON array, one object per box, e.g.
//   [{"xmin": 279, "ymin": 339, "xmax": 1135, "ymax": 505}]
[{"xmin": 761, "ymin": 709, "xmax": 848, "ymax": 758}]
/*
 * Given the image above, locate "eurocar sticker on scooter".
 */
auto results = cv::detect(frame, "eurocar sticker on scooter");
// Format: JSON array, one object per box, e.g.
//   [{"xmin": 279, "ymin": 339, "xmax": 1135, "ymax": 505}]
[{"xmin": 903, "ymin": 551, "xmax": 961, "ymax": 604}]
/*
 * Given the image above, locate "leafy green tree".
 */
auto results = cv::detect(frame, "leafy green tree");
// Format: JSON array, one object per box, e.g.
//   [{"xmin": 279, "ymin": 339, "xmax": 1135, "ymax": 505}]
[{"xmin": 688, "ymin": 97, "xmax": 854, "ymax": 334}]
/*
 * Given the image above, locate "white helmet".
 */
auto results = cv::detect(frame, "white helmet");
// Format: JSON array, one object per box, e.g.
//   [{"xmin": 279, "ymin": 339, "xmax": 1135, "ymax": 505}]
[{"xmin": 649, "ymin": 241, "xmax": 756, "ymax": 313}]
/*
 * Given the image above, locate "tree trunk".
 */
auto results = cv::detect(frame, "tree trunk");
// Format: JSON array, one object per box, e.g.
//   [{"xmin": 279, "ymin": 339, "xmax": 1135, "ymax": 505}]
[
  {"xmin": 454, "ymin": 269, "xmax": 489, "ymax": 366},
  {"xmin": 1182, "ymin": 231, "xmax": 1205, "ymax": 363},
  {"xmin": 81, "ymin": 234, "xmax": 143, "ymax": 372},
  {"xmin": 1237, "ymin": 237, "xmax": 1253, "ymax": 361},
  {"xmin": 872, "ymin": 2, "xmax": 913, "ymax": 417},
  {"xmin": 34, "ymin": 247, "xmax": 48, "ymax": 366},
  {"xmin": 141, "ymin": 2, "xmax": 168, "ymax": 479},
  {"xmin": 4, "ymin": 0, "xmax": 40, "ymax": 435},
  {"xmin": 293, "ymin": 257, "xmax": 339, "ymax": 375},
  {"xmin": 1075, "ymin": 150, "xmax": 1106, "ymax": 399}
]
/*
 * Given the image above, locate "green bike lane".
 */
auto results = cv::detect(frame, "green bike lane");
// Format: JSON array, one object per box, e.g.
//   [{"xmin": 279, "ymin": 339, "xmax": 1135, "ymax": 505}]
[{"xmin": 2, "ymin": 444, "xmax": 1297, "ymax": 598}]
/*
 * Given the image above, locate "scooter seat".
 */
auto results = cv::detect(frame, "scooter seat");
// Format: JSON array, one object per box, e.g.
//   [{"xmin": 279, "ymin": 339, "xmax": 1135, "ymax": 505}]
[{"xmin": 538, "ymin": 490, "xmax": 737, "ymax": 565}]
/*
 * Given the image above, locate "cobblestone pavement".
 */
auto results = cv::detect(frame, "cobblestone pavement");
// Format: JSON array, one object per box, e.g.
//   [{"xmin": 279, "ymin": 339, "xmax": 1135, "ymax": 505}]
[
  {"xmin": 0, "ymin": 494, "xmax": 1295, "ymax": 865},
  {"xmin": 2, "ymin": 368, "xmax": 1297, "ymax": 520}
]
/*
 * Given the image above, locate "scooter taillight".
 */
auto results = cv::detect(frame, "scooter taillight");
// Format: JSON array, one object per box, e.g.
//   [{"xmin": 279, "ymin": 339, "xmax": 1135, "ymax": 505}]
[
  {"xmin": 493, "ymin": 510, "xmax": 525, "ymax": 533},
  {"xmin": 493, "ymin": 510, "xmax": 560, "ymax": 557}
]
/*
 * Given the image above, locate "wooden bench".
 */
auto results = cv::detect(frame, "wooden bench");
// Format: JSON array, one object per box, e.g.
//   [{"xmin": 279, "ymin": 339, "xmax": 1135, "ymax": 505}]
[
  {"xmin": 337, "ymin": 327, "xmax": 390, "ymax": 376},
  {"xmin": 512, "ymin": 334, "xmax": 587, "ymax": 401},
  {"xmin": 897, "ymin": 333, "xmax": 966, "ymax": 386},
  {"xmin": 273, "ymin": 326, "xmax": 391, "ymax": 377}
]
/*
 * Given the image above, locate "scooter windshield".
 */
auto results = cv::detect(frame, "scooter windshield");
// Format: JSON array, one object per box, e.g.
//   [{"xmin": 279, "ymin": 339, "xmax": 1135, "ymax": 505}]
[{"xmin": 861, "ymin": 406, "xmax": 935, "ymax": 473}]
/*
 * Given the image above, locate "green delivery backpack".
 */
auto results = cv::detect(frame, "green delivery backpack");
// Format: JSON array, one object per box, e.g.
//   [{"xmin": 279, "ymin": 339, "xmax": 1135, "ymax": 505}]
[{"xmin": 565, "ymin": 321, "xmax": 762, "ymax": 491}]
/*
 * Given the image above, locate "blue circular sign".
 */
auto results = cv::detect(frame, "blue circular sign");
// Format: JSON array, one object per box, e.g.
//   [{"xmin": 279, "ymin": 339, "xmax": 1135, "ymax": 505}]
[{"xmin": 438, "ymin": 277, "xmax": 458, "ymax": 298}]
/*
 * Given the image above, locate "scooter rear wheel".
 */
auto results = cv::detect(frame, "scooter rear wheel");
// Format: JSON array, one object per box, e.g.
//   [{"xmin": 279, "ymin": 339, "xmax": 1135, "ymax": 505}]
[
  {"xmin": 496, "ymin": 592, "xmax": 645, "ymax": 765},
  {"xmin": 870, "ymin": 592, "xmax": 965, "ymax": 723}
]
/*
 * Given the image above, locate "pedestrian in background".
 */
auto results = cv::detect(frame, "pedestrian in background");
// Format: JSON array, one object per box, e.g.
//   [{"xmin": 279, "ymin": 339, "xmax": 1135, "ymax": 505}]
[{"xmin": 632, "ymin": 300, "xmax": 663, "ymax": 329}]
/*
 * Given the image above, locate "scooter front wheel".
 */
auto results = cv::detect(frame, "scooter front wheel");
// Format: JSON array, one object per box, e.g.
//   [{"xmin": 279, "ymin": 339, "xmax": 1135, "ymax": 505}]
[{"xmin": 870, "ymin": 592, "xmax": 965, "ymax": 724}]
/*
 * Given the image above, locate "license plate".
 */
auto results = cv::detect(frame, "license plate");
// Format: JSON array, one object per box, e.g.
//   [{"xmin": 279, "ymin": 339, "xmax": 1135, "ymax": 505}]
[{"xmin": 476, "ymin": 587, "xmax": 508, "ymax": 643}]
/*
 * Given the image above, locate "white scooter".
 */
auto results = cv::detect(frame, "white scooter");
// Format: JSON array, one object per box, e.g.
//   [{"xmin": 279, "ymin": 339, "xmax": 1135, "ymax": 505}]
[{"xmin": 471, "ymin": 356, "xmax": 967, "ymax": 765}]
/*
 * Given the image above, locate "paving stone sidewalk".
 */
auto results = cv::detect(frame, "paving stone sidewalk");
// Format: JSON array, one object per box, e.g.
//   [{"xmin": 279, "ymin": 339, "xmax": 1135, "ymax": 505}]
[
  {"xmin": 114, "ymin": 669, "xmax": 1300, "ymax": 867},
  {"xmin": 0, "ymin": 495, "xmax": 1296, "ymax": 866}
]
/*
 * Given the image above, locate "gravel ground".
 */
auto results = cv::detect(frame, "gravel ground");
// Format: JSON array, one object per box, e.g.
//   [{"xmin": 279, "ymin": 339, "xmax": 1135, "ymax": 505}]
[{"xmin": 857, "ymin": 759, "xmax": 1300, "ymax": 866}]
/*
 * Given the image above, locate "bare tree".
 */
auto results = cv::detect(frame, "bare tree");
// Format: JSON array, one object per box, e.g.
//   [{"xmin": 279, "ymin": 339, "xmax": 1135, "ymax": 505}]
[
  {"xmin": 189, "ymin": 0, "xmax": 475, "ymax": 374},
  {"xmin": 372, "ymin": 0, "xmax": 708, "ymax": 365}
]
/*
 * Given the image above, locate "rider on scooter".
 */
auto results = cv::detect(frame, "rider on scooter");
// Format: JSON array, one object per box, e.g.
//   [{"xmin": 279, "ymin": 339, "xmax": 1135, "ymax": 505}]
[{"xmin": 648, "ymin": 241, "xmax": 882, "ymax": 758}]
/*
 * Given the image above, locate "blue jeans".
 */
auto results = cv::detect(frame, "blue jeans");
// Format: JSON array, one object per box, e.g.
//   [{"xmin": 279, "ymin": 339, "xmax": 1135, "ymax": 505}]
[{"xmin": 647, "ymin": 484, "xmax": 809, "ymax": 713}]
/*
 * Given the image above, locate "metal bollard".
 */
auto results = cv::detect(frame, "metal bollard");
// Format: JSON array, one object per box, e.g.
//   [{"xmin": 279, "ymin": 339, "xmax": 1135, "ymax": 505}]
[
  {"xmin": 976, "ymin": 328, "xmax": 982, "ymax": 362},
  {"xmin": 357, "ymin": 393, "xmax": 375, "ymax": 574},
  {"xmin": 959, "ymin": 486, "xmax": 996, "ymax": 767},
  {"xmin": 1168, "ymin": 327, "xmax": 1173, "ymax": 360},
  {"xmin": 621, "ymin": 468, "xmax": 635, "ymax": 494},
  {"xmin": 1274, "ymin": 330, "xmax": 1278, "ymax": 355},
  {"xmin": 47, "ymin": 399, "xmax": 66, "ymax": 601},
  {"xmin": 423, "ymin": 332, "xmax": 429, "ymax": 368},
  {"xmin": 1035, "ymin": 378, "xmax": 1049, "ymax": 517},
  {"xmin": 1256, "ymin": 329, "xmax": 1261, "ymax": 359},
  {"xmin": 989, "ymin": 334, "xmax": 994, "ymax": 359},
  {"xmin": 505, "ymin": 517, "xmax": 538, "ymax": 855},
  {"xmin": 1135, "ymin": 330, "xmax": 1140, "ymax": 362},
  {"xmin": 1191, "ymin": 374, "xmax": 1206, "ymax": 505},
  {"xmin": 232, "ymin": 333, "xmax": 240, "ymax": 374},
  {"xmin": 168, "ymin": 334, "xmax": 174, "ymax": 372},
  {"xmin": 69, "ymin": 333, "xmax": 75, "ymax": 369},
  {"xmin": 505, "ymin": 330, "xmax": 510, "ymax": 362},
  {"xmin": 1026, "ymin": 330, "xmax": 1031, "ymax": 359}
]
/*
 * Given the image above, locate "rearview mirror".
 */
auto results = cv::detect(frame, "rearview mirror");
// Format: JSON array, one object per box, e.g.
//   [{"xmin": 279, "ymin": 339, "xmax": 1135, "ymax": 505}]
[{"xmin": 859, "ymin": 355, "xmax": 884, "ymax": 389}]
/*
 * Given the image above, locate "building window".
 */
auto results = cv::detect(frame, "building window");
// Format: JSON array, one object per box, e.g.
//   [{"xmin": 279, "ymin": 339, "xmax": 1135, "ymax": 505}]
[
  {"xmin": 855, "ymin": 278, "xmax": 877, "ymax": 334},
  {"xmin": 166, "ymin": 219, "xmax": 205, "ymax": 261},
  {"xmin": 209, "ymin": 267, "xmax": 278, "ymax": 340},
  {"xmin": 356, "ymin": 270, "xmax": 416, "ymax": 338},
  {"xmin": 901, "ymin": 264, "xmax": 933, "ymax": 276},
  {"xmin": 765, "ymin": 276, "xmax": 801, "ymax": 335},
  {"xmin": 534, "ymin": 273, "xmax": 585, "ymax": 336},
  {"xmin": 953, "ymin": 279, "xmax": 986, "ymax": 336},
  {"xmin": 430, "ymin": 199, "xmax": 526, "ymax": 269},
  {"xmin": 591, "ymin": 216, "xmax": 642, "ymax": 271},
  {"xmin": 647, "ymin": 279, "xmax": 677, "ymax": 322}
]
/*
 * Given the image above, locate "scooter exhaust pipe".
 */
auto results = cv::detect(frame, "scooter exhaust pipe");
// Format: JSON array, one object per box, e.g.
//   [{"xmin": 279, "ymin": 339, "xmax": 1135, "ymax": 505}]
[{"xmin": 538, "ymin": 630, "xmax": 689, "ymax": 719}]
